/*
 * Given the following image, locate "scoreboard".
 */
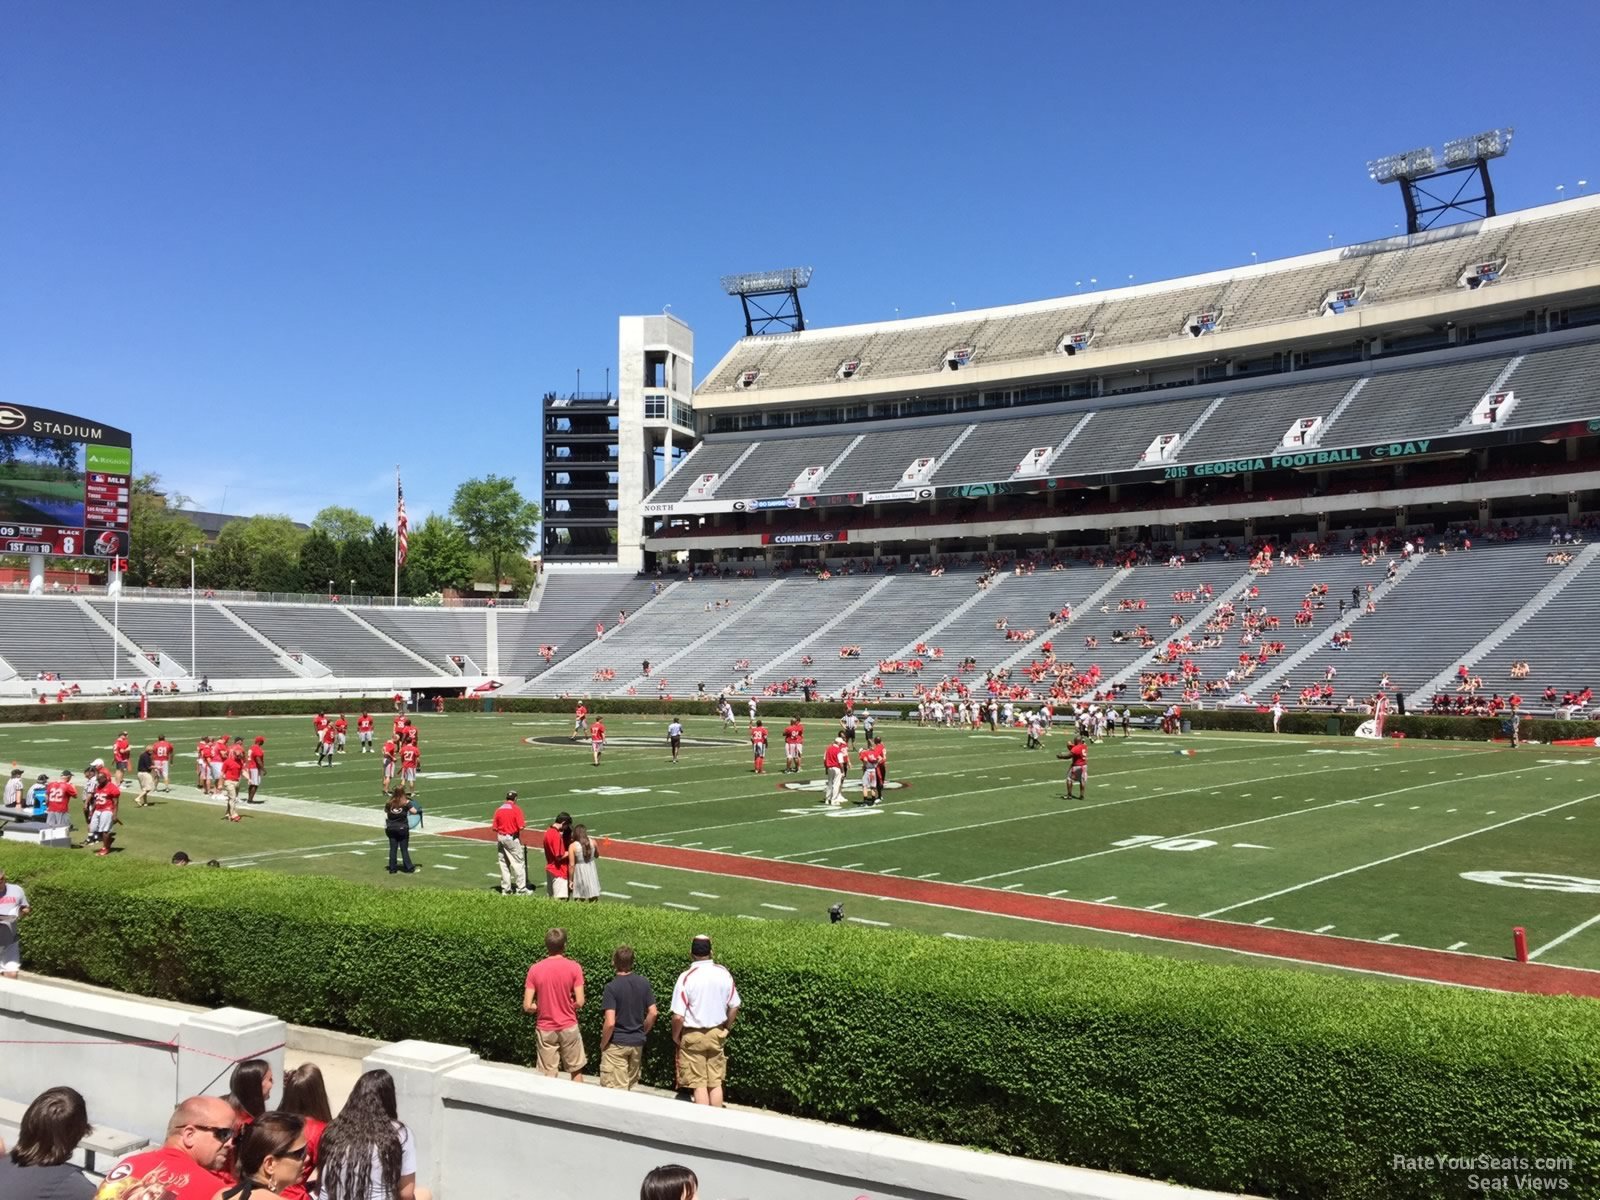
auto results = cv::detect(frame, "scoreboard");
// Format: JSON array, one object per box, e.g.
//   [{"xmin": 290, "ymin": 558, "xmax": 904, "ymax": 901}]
[{"xmin": 0, "ymin": 404, "xmax": 132, "ymax": 562}]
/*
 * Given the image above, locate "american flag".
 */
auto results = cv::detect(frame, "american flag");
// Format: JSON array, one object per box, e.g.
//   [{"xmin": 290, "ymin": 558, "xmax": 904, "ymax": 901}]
[{"xmin": 396, "ymin": 472, "xmax": 409, "ymax": 568}]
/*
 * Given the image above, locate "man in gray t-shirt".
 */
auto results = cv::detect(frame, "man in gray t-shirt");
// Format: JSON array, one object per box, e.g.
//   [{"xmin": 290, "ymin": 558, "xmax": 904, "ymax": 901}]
[{"xmin": 598, "ymin": 945, "xmax": 657, "ymax": 1090}]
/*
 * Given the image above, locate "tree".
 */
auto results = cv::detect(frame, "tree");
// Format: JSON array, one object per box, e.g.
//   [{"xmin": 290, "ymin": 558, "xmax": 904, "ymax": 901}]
[
  {"xmin": 298, "ymin": 530, "xmax": 341, "ymax": 594},
  {"xmin": 471, "ymin": 550, "xmax": 534, "ymax": 596},
  {"xmin": 199, "ymin": 516, "xmax": 306, "ymax": 592},
  {"xmin": 405, "ymin": 514, "xmax": 475, "ymax": 594},
  {"xmin": 128, "ymin": 474, "xmax": 205, "ymax": 588},
  {"xmin": 310, "ymin": 505, "xmax": 374, "ymax": 548},
  {"xmin": 449, "ymin": 475, "xmax": 540, "ymax": 596}
]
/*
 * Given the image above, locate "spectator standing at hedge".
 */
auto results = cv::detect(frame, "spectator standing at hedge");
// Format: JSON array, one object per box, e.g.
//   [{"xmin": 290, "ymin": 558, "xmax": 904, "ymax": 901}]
[
  {"xmin": 384, "ymin": 788, "xmax": 419, "ymax": 875},
  {"xmin": 493, "ymin": 790, "xmax": 530, "ymax": 895},
  {"xmin": 3, "ymin": 870, "xmax": 33, "ymax": 981},
  {"xmin": 277, "ymin": 1064, "xmax": 332, "ymax": 1200},
  {"xmin": 671, "ymin": 934, "xmax": 740, "ymax": 1107},
  {"xmin": 317, "ymin": 1069, "xmax": 421, "ymax": 1200},
  {"xmin": 94, "ymin": 1096, "xmax": 236, "ymax": 1200},
  {"xmin": 600, "ymin": 945, "xmax": 657, "ymax": 1091},
  {"xmin": 523, "ymin": 927, "xmax": 588, "ymax": 1083},
  {"xmin": 207, "ymin": 1112, "xmax": 306, "ymax": 1200},
  {"xmin": 543, "ymin": 812, "xmax": 572, "ymax": 899},
  {"xmin": 0, "ymin": 1085, "xmax": 95, "ymax": 1200}
]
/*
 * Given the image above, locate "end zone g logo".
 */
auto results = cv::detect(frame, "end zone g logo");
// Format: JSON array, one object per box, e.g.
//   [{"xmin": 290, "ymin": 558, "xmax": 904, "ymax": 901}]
[{"xmin": 0, "ymin": 406, "xmax": 27, "ymax": 432}]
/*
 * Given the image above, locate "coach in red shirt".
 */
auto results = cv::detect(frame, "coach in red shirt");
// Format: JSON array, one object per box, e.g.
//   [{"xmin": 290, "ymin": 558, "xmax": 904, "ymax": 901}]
[
  {"xmin": 822, "ymin": 737, "xmax": 849, "ymax": 807},
  {"xmin": 493, "ymin": 790, "xmax": 529, "ymax": 895},
  {"xmin": 543, "ymin": 812, "xmax": 572, "ymax": 899}
]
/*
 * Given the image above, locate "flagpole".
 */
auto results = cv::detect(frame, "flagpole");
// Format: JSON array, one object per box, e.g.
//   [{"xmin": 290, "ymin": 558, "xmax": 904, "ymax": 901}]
[{"xmin": 393, "ymin": 465, "xmax": 400, "ymax": 607}]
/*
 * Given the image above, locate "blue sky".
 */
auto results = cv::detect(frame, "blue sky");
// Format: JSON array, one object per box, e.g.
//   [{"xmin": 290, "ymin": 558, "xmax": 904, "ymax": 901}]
[{"xmin": 3, "ymin": 2, "xmax": 1596, "ymax": 525}]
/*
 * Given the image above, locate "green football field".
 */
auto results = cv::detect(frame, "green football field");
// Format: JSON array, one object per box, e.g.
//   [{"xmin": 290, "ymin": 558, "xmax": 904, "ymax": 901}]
[{"xmin": 4, "ymin": 711, "xmax": 1598, "ymax": 982}]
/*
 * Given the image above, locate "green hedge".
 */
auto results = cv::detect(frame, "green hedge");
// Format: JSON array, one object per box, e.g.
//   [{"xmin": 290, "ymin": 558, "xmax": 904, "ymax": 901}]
[{"xmin": 1, "ymin": 847, "xmax": 1594, "ymax": 1198}]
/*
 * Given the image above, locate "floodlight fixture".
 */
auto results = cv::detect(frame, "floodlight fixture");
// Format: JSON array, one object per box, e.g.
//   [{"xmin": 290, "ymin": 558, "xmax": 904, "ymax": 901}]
[
  {"xmin": 1366, "ymin": 126, "xmax": 1513, "ymax": 234},
  {"xmin": 720, "ymin": 266, "xmax": 814, "ymax": 336},
  {"xmin": 720, "ymin": 267, "xmax": 813, "ymax": 296}
]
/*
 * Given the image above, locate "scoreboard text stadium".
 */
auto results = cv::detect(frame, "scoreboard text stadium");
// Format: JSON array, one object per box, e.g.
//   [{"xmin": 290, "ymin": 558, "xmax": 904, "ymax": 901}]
[{"xmin": 0, "ymin": 405, "xmax": 132, "ymax": 561}]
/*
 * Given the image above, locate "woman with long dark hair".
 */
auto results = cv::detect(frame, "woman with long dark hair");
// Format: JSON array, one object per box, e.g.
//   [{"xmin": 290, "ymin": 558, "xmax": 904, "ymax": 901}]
[
  {"xmin": 567, "ymin": 823, "xmax": 601, "ymax": 901},
  {"xmin": 227, "ymin": 1059, "xmax": 274, "ymax": 1123},
  {"xmin": 0, "ymin": 1086, "xmax": 94, "ymax": 1199},
  {"xmin": 383, "ymin": 788, "xmax": 419, "ymax": 875},
  {"xmin": 209, "ymin": 1112, "xmax": 307, "ymax": 1200},
  {"xmin": 276, "ymin": 1064, "xmax": 332, "ymax": 1200},
  {"xmin": 317, "ymin": 1068, "xmax": 419, "ymax": 1200},
  {"xmin": 640, "ymin": 1164, "xmax": 698, "ymax": 1200}
]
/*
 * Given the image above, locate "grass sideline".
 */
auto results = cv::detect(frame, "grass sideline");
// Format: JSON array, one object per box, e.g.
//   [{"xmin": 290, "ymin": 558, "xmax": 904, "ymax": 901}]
[{"xmin": 1, "ymin": 845, "xmax": 1595, "ymax": 1199}]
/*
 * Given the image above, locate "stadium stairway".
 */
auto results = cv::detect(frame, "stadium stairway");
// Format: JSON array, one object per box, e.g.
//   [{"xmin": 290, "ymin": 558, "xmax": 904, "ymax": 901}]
[
  {"xmin": 602, "ymin": 580, "xmax": 780, "ymax": 696},
  {"xmin": 338, "ymin": 608, "xmax": 450, "ymax": 675},
  {"xmin": 211, "ymin": 602, "xmax": 315, "ymax": 678},
  {"xmin": 1411, "ymin": 542, "xmax": 1600, "ymax": 703},
  {"xmin": 1258, "ymin": 543, "xmax": 1559, "ymax": 702},
  {"xmin": 746, "ymin": 577, "xmax": 896, "ymax": 694},
  {"xmin": 1104, "ymin": 568, "xmax": 1256, "ymax": 690},
  {"xmin": 72, "ymin": 599, "xmax": 155, "ymax": 679},
  {"xmin": 665, "ymin": 575, "xmax": 883, "ymax": 696},
  {"xmin": 1159, "ymin": 555, "xmax": 1384, "ymax": 695},
  {"xmin": 986, "ymin": 568, "xmax": 1135, "ymax": 677},
  {"xmin": 498, "ymin": 573, "xmax": 661, "ymax": 680},
  {"xmin": 1221, "ymin": 552, "xmax": 1428, "ymax": 703},
  {"xmin": 834, "ymin": 571, "xmax": 1013, "ymax": 695}
]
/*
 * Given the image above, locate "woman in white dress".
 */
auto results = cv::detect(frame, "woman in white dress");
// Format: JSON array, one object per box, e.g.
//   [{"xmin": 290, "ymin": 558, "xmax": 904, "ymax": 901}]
[{"xmin": 568, "ymin": 824, "xmax": 602, "ymax": 902}]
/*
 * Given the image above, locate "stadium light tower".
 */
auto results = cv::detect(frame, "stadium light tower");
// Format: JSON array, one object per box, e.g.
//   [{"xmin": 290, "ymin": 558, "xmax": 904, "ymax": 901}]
[
  {"xmin": 720, "ymin": 267, "xmax": 814, "ymax": 336},
  {"xmin": 1367, "ymin": 127, "xmax": 1513, "ymax": 234}
]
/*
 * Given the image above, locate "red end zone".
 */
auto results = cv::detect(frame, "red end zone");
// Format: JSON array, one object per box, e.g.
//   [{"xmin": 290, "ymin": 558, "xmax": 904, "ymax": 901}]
[{"xmin": 441, "ymin": 827, "xmax": 1600, "ymax": 997}]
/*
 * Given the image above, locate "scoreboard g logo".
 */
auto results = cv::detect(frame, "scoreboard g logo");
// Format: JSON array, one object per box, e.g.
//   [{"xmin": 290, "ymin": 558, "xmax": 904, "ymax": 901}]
[{"xmin": 0, "ymin": 406, "xmax": 27, "ymax": 432}]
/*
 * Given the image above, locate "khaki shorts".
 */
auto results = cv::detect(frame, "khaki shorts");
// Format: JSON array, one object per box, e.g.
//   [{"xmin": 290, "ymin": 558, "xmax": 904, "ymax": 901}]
[
  {"xmin": 535, "ymin": 1025, "xmax": 587, "ymax": 1076},
  {"xmin": 547, "ymin": 875, "xmax": 569, "ymax": 900},
  {"xmin": 136, "ymin": 771, "xmax": 156, "ymax": 793},
  {"xmin": 677, "ymin": 1028, "xmax": 728, "ymax": 1089},
  {"xmin": 599, "ymin": 1043, "xmax": 642, "ymax": 1090}
]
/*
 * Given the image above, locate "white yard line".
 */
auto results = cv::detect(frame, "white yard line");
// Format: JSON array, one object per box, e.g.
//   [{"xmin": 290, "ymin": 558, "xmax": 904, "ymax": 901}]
[
  {"xmin": 1446, "ymin": 941, "xmax": 1469, "ymax": 951},
  {"xmin": 626, "ymin": 881, "xmax": 662, "ymax": 890},
  {"xmin": 759, "ymin": 902, "xmax": 797, "ymax": 912},
  {"xmin": 1528, "ymin": 913, "xmax": 1600, "ymax": 961},
  {"xmin": 1201, "ymin": 792, "xmax": 1600, "ymax": 917},
  {"xmin": 847, "ymin": 917, "xmax": 891, "ymax": 927},
  {"xmin": 662, "ymin": 901, "xmax": 700, "ymax": 911},
  {"xmin": 963, "ymin": 760, "xmax": 1555, "ymax": 885},
  {"xmin": 689, "ymin": 892, "xmax": 720, "ymax": 900}
]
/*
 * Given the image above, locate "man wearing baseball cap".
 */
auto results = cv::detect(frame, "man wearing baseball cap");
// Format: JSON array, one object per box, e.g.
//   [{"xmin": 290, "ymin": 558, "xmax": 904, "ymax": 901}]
[
  {"xmin": 671, "ymin": 935, "xmax": 740, "ymax": 1107},
  {"xmin": 822, "ymin": 735, "xmax": 850, "ymax": 807},
  {"xmin": 492, "ymin": 790, "xmax": 530, "ymax": 895}
]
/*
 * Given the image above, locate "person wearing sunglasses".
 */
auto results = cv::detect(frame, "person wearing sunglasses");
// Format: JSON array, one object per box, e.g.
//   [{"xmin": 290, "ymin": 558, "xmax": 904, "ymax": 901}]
[
  {"xmin": 209, "ymin": 1113, "xmax": 306, "ymax": 1200},
  {"xmin": 94, "ymin": 1096, "xmax": 237, "ymax": 1199}
]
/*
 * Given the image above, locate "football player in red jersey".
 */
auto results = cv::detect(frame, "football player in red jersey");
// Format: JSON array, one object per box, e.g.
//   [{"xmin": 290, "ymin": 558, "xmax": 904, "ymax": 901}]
[
  {"xmin": 590, "ymin": 717, "xmax": 606, "ymax": 767},
  {"xmin": 750, "ymin": 720, "xmax": 768, "ymax": 773},
  {"xmin": 382, "ymin": 736, "xmax": 398, "ymax": 793},
  {"xmin": 357, "ymin": 711, "xmax": 375, "ymax": 753},
  {"xmin": 334, "ymin": 714, "xmax": 349, "ymax": 754},
  {"xmin": 1058, "ymin": 735, "xmax": 1088, "ymax": 801},
  {"xmin": 783, "ymin": 718, "xmax": 804, "ymax": 774},
  {"xmin": 246, "ymin": 736, "xmax": 267, "ymax": 804},
  {"xmin": 399, "ymin": 740, "xmax": 421, "ymax": 796}
]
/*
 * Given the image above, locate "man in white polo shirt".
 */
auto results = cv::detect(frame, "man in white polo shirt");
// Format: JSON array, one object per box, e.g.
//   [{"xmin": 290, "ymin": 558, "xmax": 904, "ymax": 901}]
[
  {"xmin": 0, "ymin": 868, "xmax": 30, "ymax": 979},
  {"xmin": 671, "ymin": 934, "xmax": 740, "ymax": 1107}
]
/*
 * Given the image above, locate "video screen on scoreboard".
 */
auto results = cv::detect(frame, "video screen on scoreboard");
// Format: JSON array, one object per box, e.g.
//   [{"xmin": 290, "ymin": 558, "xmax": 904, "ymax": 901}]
[{"xmin": 0, "ymin": 404, "xmax": 132, "ymax": 561}]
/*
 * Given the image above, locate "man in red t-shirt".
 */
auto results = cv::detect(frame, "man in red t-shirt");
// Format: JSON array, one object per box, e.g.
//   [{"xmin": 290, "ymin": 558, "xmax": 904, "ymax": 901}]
[
  {"xmin": 822, "ymin": 737, "xmax": 849, "ymax": 807},
  {"xmin": 219, "ymin": 754, "xmax": 244, "ymax": 821},
  {"xmin": 333, "ymin": 715, "xmax": 349, "ymax": 754},
  {"xmin": 522, "ymin": 927, "xmax": 587, "ymax": 1082},
  {"xmin": 590, "ymin": 718, "xmax": 606, "ymax": 767},
  {"xmin": 246, "ymin": 737, "xmax": 267, "ymax": 804},
  {"xmin": 783, "ymin": 719, "xmax": 804, "ymax": 774},
  {"xmin": 95, "ymin": 1096, "xmax": 237, "ymax": 1200},
  {"xmin": 317, "ymin": 723, "xmax": 336, "ymax": 768},
  {"xmin": 312, "ymin": 713, "xmax": 328, "ymax": 756},
  {"xmin": 381, "ymin": 737, "xmax": 398, "ymax": 792},
  {"xmin": 492, "ymin": 790, "xmax": 529, "ymax": 894},
  {"xmin": 112, "ymin": 732, "xmax": 131, "ymax": 783},
  {"xmin": 356, "ymin": 712, "xmax": 375, "ymax": 753},
  {"xmin": 544, "ymin": 813, "xmax": 572, "ymax": 899},
  {"xmin": 571, "ymin": 703, "xmax": 589, "ymax": 742}
]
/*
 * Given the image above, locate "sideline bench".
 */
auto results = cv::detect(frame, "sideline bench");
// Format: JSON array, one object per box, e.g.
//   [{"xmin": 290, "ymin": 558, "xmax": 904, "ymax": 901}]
[{"xmin": 0, "ymin": 1096, "xmax": 149, "ymax": 1176}]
